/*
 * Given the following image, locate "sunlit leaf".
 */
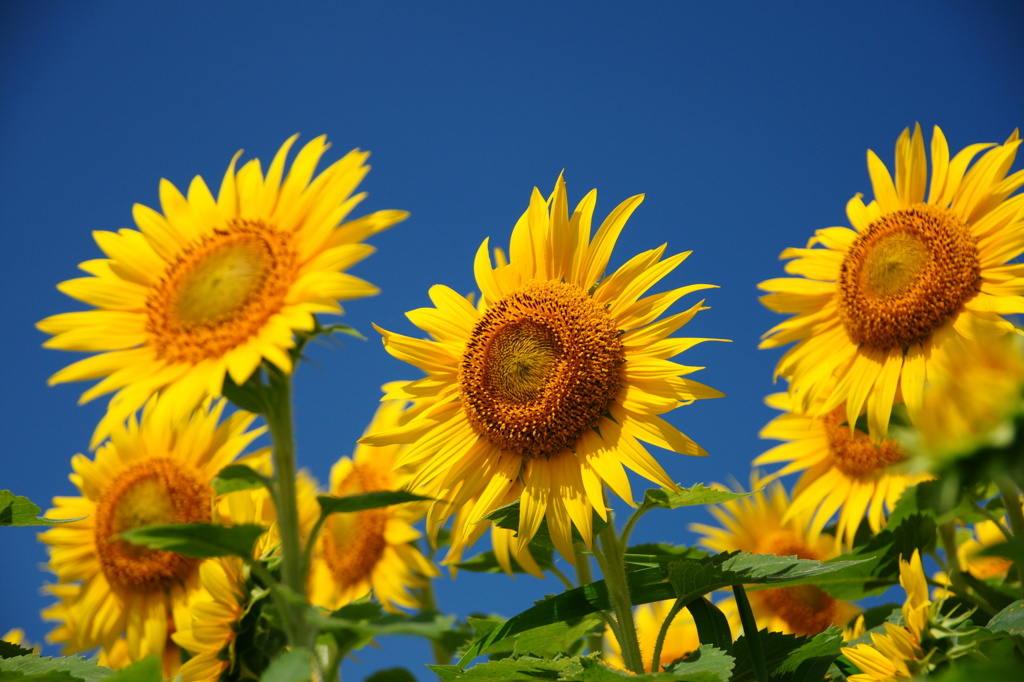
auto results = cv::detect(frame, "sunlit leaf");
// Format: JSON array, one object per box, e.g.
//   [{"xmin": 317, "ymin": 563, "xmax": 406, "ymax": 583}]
[
  {"xmin": 213, "ymin": 464, "xmax": 272, "ymax": 495},
  {"xmin": 0, "ymin": 653, "xmax": 113, "ymax": 681},
  {"xmin": 987, "ymin": 599, "xmax": 1024, "ymax": 636},
  {"xmin": 641, "ymin": 484, "xmax": 754, "ymax": 510},
  {"xmin": 259, "ymin": 649, "xmax": 314, "ymax": 682},
  {"xmin": 103, "ymin": 656, "xmax": 161, "ymax": 682},
  {"xmin": 0, "ymin": 490, "xmax": 78, "ymax": 526}
]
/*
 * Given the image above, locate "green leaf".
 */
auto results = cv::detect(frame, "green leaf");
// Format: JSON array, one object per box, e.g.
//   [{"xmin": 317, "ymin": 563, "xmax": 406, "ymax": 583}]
[
  {"xmin": 316, "ymin": 491, "xmax": 432, "ymax": 516},
  {"xmin": 455, "ymin": 545, "xmax": 555, "ymax": 575},
  {"xmin": 0, "ymin": 642, "xmax": 34, "ymax": 660},
  {"xmin": 729, "ymin": 628, "xmax": 843, "ymax": 682},
  {"xmin": 0, "ymin": 491, "xmax": 77, "ymax": 527},
  {"xmin": 484, "ymin": 617, "xmax": 603, "ymax": 658},
  {"xmin": 683, "ymin": 597, "xmax": 732, "ymax": 655},
  {"xmin": 986, "ymin": 599, "xmax": 1024, "ymax": 636},
  {"xmin": 624, "ymin": 543, "xmax": 709, "ymax": 569},
  {"xmin": 312, "ymin": 607, "xmax": 457, "ymax": 653},
  {"xmin": 364, "ymin": 668, "xmax": 418, "ymax": 682},
  {"xmin": 485, "ymin": 500, "xmax": 608, "ymax": 552},
  {"xmin": 213, "ymin": 464, "xmax": 272, "ymax": 495},
  {"xmin": 641, "ymin": 484, "xmax": 755, "ymax": 510},
  {"xmin": 0, "ymin": 654, "xmax": 113, "ymax": 681},
  {"xmin": 660, "ymin": 645, "xmax": 735, "ymax": 682},
  {"xmin": 458, "ymin": 551, "xmax": 867, "ymax": 665},
  {"xmin": 259, "ymin": 649, "xmax": 314, "ymax": 682},
  {"xmin": 730, "ymin": 586, "xmax": 768, "ymax": 682},
  {"xmin": 102, "ymin": 656, "xmax": 161, "ymax": 682},
  {"xmin": 117, "ymin": 522, "xmax": 266, "ymax": 559}
]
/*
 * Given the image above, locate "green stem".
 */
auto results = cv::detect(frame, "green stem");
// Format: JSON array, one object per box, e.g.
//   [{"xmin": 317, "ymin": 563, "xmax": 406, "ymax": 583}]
[
  {"xmin": 416, "ymin": 574, "xmax": 451, "ymax": 667},
  {"xmin": 651, "ymin": 599, "xmax": 686, "ymax": 673},
  {"xmin": 732, "ymin": 585, "xmax": 768, "ymax": 682},
  {"xmin": 939, "ymin": 522, "xmax": 971, "ymax": 601},
  {"xmin": 574, "ymin": 543, "xmax": 604, "ymax": 656},
  {"xmin": 263, "ymin": 372, "xmax": 314, "ymax": 649},
  {"xmin": 994, "ymin": 474, "xmax": 1024, "ymax": 597},
  {"xmin": 594, "ymin": 516, "xmax": 644, "ymax": 674}
]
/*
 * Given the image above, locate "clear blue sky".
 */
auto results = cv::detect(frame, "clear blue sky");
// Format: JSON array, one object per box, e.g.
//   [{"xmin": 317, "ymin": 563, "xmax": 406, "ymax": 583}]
[{"xmin": 2, "ymin": 1, "xmax": 1022, "ymax": 678}]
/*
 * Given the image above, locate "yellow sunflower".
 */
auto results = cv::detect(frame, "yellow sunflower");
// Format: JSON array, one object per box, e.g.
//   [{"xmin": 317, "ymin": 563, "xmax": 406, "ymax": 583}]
[
  {"xmin": 754, "ymin": 390, "xmax": 934, "ymax": 549},
  {"xmin": 38, "ymin": 135, "xmax": 408, "ymax": 447},
  {"xmin": 172, "ymin": 558, "xmax": 246, "ymax": 682},
  {"xmin": 841, "ymin": 550, "xmax": 930, "ymax": 682},
  {"xmin": 760, "ymin": 125, "xmax": 1024, "ymax": 442},
  {"xmin": 40, "ymin": 399, "xmax": 263, "ymax": 664},
  {"xmin": 604, "ymin": 600, "xmax": 701, "ymax": 673},
  {"xmin": 366, "ymin": 174, "xmax": 723, "ymax": 561},
  {"xmin": 305, "ymin": 400, "xmax": 438, "ymax": 612},
  {"xmin": 690, "ymin": 478, "xmax": 860, "ymax": 637}
]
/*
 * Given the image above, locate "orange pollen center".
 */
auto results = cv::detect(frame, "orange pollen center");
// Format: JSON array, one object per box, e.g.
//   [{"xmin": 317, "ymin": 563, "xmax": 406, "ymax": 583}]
[
  {"xmin": 823, "ymin": 406, "xmax": 905, "ymax": 477},
  {"xmin": 757, "ymin": 535, "xmax": 837, "ymax": 635},
  {"xmin": 321, "ymin": 464, "xmax": 389, "ymax": 589},
  {"xmin": 146, "ymin": 219, "xmax": 298, "ymax": 364},
  {"xmin": 94, "ymin": 457, "xmax": 211, "ymax": 592},
  {"xmin": 458, "ymin": 280, "xmax": 625, "ymax": 459},
  {"xmin": 837, "ymin": 203, "xmax": 979, "ymax": 350}
]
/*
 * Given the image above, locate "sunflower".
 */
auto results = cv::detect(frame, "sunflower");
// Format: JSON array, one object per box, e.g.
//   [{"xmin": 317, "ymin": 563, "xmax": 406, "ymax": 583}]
[
  {"xmin": 841, "ymin": 550, "xmax": 930, "ymax": 681},
  {"xmin": 690, "ymin": 478, "xmax": 859, "ymax": 637},
  {"xmin": 39, "ymin": 399, "xmax": 263, "ymax": 664},
  {"xmin": 172, "ymin": 558, "xmax": 246, "ymax": 682},
  {"xmin": 38, "ymin": 135, "xmax": 408, "ymax": 448},
  {"xmin": 604, "ymin": 600, "xmax": 701, "ymax": 672},
  {"xmin": 305, "ymin": 400, "xmax": 438, "ymax": 612},
  {"xmin": 760, "ymin": 125, "xmax": 1024, "ymax": 442},
  {"xmin": 366, "ymin": 174, "xmax": 722, "ymax": 561},
  {"xmin": 754, "ymin": 390, "xmax": 933, "ymax": 549}
]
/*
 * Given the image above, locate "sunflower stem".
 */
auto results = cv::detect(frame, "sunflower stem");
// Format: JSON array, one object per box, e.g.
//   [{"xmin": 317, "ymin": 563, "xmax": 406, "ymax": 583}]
[
  {"xmin": 263, "ymin": 371, "xmax": 315, "ymax": 650},
  {"xmin": 994, "ymin": 474, "xmax": 1024, "ymax": 597},
  {"xmin": 651, "ymin": 598, "xmax": 686, "ymax": 673},
  {"xmin": 595, "ymin": 516, "xmax": 644, "ymax": 674},
  {"xmin": 574, "ymin": 543, "xmax": 604, "ymax": 656}
]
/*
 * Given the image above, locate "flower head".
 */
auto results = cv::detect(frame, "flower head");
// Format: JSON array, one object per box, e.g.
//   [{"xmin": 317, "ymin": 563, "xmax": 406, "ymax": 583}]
[
  {"xmin": 760, "ymin": 125, "xmax": 1024, "ymax": 442},
  {"xmin": 754, "ymin": 390, "xmax": 933, "ymax": 549},
  {"xmin": 39, "ymin": 135, "xmax": 407, "ymax": 447},
  {"xmin": 39, "ymin": 399, "xmax": 263, "ymax": 664},
  {"xmin": 172, "ymin": 558, "xmax": 246, "ymax": 682},
  {"xmin": 690, "ymin": 478, "xmax": 859, "ymax": 636},
  {"xmin": 305, "ymin": 400, "xmax": 438, "ymax": 612},
  {"xmin": 367, "ymin": 175, "xmax": 723, "ymax": 560}
]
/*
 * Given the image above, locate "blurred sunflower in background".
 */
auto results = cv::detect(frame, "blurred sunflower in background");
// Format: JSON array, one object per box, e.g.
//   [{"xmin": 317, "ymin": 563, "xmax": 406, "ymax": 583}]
[
  {"xmin": 755, "ymin": 390, "xmax": 933, "ymax": 549},
  {"xmin": 172, "ymin": 558, "xmax": 246, "ymax": 682},
  {"xmin": 305, "ymin": 400, "xmax": 437, "ymax": 612},
  {"xmin": 760, "ymin": 125, "xmax": 1024, "ymax": 442},
  {"xmin": 690, "ymin": 478, "xmax": 859, "ymax": 636},
  {"xmin": 39, "ymin": 399, "xmax": 263, "ymax": 665},
  {"xmin": 603, "ymin": 600, "xmax": 700, "ymax": 672},
  {"xmin": 38, "ymin": 135, "xmax": 407, "ymax": 447},
  {"xmin": 367, "ymin": 174, "xmax": 723, "ymax": 561}
]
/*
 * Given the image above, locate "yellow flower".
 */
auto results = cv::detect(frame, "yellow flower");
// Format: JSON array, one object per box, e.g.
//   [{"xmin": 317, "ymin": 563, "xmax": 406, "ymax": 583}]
[
  {"xmin": 604, "ymin": 600, "xmax": 700, "ymax": 672},
  {"xmin": 306, "ymin": 400, "xmax": 438, "ymax": 612},
  {"xmin": 760, "ymin": 125, "xmax": 1024, "ymax": 442},
  {"xmin": 690, "ymin": 478, "xmax": 859, "ymax": 636},
  {"xmin": 367, "ymin": 174, "xmax": 723, "ymax": 561},
  {"xmin": 754, "ymin": 390, "xmax": 933, "ymax": 549},
  {"xmin": 39, "ymin": 399, "xmax": 263, "ymax": 664},
  {"xmin": 172, "ymin": 558, "xmax": 245, "ymax": 682},
  {"xmin": 841, "ymin": 550, "xmax": 930, "ymax": 681},
  {"xmin": 38, "ymin": 135, "xmax": 408, "ymax": 448}
]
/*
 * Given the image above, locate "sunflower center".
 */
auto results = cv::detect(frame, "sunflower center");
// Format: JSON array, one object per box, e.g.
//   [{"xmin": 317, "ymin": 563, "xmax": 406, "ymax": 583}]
[
  {"xmin": 823, "ymin": 406, "xmax": 905, "ymax": 478},
  {"xmin": 321, "ymin": 464, "xmax": 388, "ymax": 588},
  {"xmin": 147, "ymin": 219, "xmax": 298, "ymax": 364},
  {"xmin": 458, "ymin": 280, "xmax": 625, "ymax": 459},
  {"xmin": 94, "ymin": 457, "xmax": 211, "ymax": 592},
  {"xmin": 757, "ymin": 535, "xmax": 837, "ymax": 635},
  {"xmin": 836, "ymin": 204, "xmax": 979, "ymax": 349}
]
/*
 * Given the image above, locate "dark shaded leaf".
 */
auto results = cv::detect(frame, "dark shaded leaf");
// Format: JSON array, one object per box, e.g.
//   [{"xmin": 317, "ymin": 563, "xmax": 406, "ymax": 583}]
[
  {"xmin": 364, "ymin": 668, "xmax": 418, "ymax": 682},
  {"xmin": 317, "ymin": 491, "xmax": 432, "ymax": 516},
  {"xmin": 117, "ymin": 522, "xmax": 266, "ymax": 559},
  {"xmin": 684, "ymin": 597, "xmax": 732, "ymax": 655},
  {"xmin": 213, "ymin": 464, "xmax": 272, "ymax": 495}
]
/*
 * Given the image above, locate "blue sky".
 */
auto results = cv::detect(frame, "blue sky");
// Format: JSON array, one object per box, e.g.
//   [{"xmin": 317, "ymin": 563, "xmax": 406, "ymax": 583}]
[{"xmin": 2, "ymin": 1, "xmax": 1022, "ymax": 678}]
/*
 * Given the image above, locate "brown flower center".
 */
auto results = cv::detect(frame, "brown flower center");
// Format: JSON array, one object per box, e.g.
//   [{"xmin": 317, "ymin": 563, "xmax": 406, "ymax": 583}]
[
  {"xmin": 837, "ymin": 204, "xmax": 979, "ymax": 350},
  {"xmin": 94, "ymin": 457, "xmax": 211, "ymax": 592},
  {"xmin": 458, "ymin": 280, "xmax": 624, "ymax": 459},
  {"xmin": 321, "ymin": 464, "xmax": 389, "ymax": 589},
  {"xmin": 757, "ymin": 535, "xmax": 838, "ymax": 635},
  {"xmin": 823, "ymin": 407, "xmax": 905, "ymax": 477},
  {"xmin": 146, "ymin": 219, "xmax": 298, "ymax": 364}
]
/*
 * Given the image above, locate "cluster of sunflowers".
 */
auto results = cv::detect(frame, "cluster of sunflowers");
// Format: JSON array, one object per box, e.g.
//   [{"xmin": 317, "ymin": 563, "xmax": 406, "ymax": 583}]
[{"xmin": 4, "ymin": 124, "xmax": 1024, "ymax": 681}]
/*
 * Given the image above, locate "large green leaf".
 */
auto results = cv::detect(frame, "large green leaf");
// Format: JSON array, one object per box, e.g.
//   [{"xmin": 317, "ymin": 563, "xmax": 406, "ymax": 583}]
[
  {"xmin": 117, "ymin": 522, "xmax": 266, "ymax": 559},
  {"xmin": 259, "ymin": 649, "xmax": 315, "ymax": 682},
  {"xmin": 986, "ymin": 599, "xmax": 1024, "ymax": 636},
  {"xmin": 432, "ymin": 647, "xmax": 734, "ymax": 682},
  {"xmin": 102, "ymin": 656, "xmax": 161, "ymax": 682},
  {"xmin": 459, "ymin": 552, "xmax": 867, "ymax": 665},
  {"xmin": 730, "ymin": 627, "xmax": 843, "ymax": 682},
  {"xmin": 316, "ymin": 491, "xmax": 432, "ymax": 516},
  {"xmin": 0, "ymin": 654, "xmax": 112, "ymax": 681},
  {"xmin": 0, "ymin": 491, "xmax": 77, "ymax": 527}
]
